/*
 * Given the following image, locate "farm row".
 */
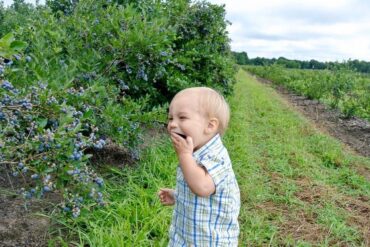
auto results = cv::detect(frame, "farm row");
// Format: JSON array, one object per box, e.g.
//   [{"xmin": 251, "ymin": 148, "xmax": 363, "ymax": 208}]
[{"xmin": 244, "ymin": 65, "xmax": 370, "ymax": 121}]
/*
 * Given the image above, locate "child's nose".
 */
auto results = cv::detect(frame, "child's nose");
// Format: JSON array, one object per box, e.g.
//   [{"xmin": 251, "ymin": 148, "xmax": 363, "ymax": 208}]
[{"xmin": 168, "ymin": 120, "xmax": 177, "ymax": 129}]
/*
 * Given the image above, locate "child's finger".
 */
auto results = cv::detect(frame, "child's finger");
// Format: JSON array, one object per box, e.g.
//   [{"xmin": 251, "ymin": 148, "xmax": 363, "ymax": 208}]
[
  {"xmin": 185, "ymin": 136, "xmax": 193, "ymax": 145},
  {"xmin": 170, "ymin": 134, "xmax": 179, "ymax": 143},
  {"xmin": 159, "ymin": 188, "xmax": 171, "ymax": 196},
  {"xmin": 169, "ymin": 135, "xmax": 177, "ymax": 145},
  {"xmin": 170, "ymin": 132, "xmax": 183, "ymax": 142}
]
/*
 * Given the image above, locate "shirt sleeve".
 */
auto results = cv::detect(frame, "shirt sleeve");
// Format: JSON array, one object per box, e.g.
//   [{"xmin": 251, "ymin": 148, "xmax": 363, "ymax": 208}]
[{"xmin": 198, "ymin": 153, "xmax": 228, "ymax": 188}]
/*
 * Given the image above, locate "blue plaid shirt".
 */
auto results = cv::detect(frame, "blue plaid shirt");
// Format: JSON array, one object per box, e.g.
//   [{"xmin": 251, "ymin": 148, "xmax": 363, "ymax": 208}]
[{"xmin": 168, "ymin": 134, "xmax": 240, "ymax": 247}]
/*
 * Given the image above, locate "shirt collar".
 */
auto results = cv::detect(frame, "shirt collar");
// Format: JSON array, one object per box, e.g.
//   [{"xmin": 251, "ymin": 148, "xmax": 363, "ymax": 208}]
[{"xmin": 193, "ymin": 133, "xmax": 222, "ymax": 159}]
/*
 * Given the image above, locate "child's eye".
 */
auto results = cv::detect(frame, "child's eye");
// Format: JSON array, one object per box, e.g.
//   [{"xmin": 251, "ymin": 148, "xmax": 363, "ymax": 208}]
[{"xmin": 179, "ymin": 116, "xmax": 187, "ymax": 120}]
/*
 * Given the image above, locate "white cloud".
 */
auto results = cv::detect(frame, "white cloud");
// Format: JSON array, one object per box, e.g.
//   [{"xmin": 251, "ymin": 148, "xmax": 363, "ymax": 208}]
[
  {"xmin": 208, "ymin": 0, "xmax": 370, "ymax": 61},
  {"xmin": 3, "ymin": 0, "xmax": 370, "ymax": 61}
]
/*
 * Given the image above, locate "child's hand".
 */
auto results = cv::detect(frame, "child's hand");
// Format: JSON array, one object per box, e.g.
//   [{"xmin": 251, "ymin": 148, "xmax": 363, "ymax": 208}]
[
  {"xmin": 170, "ymin": 132, "xmax": 193, "ymax": 156},
  {"xmin": 158, "ymin": 188, "xmax": 175, "ymax": 206}
]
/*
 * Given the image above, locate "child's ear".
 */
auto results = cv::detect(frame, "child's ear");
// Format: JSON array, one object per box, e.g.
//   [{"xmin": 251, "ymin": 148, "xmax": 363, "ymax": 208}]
[{"xmin": 206, "ymin": 117, "xmax": 219, "ymax": 134}]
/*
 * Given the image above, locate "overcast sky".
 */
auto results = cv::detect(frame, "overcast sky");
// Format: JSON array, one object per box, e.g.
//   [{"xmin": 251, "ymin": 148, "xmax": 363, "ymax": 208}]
[
  {"xmin": 209, "ymin": 0, "xmax": 370, "ymax": 62},
  {"xmin": 3, "ymin": 0, "xmax": 370, "ymax": 62}
]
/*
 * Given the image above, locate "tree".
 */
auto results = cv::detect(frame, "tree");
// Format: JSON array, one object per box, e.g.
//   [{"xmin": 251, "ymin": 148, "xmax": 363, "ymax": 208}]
[{"xmin": 232, "ymin": 51, "xmax": 248, "ymax": 64}]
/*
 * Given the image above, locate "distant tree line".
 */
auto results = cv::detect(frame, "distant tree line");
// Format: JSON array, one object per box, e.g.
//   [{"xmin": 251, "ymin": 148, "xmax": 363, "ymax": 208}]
[{"xmin": 232, "ymin": 51, "xmax": 370, "ymax": 73}]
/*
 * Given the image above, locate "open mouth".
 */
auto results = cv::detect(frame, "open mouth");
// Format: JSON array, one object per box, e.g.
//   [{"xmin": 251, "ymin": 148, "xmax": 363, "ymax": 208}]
[{"xmin": 175, "ymin": 132, "xmax": 186, "ymax": 139}]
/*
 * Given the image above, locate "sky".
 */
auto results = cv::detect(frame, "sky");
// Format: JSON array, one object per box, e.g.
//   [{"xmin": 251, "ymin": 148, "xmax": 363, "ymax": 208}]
[
  {"xmin": 208, "ymin": 0, "xmax": 370, "ymax": 62},
  {"xmin": 3, "ymin": 0, "xmax": 370, "ymax": 62}
]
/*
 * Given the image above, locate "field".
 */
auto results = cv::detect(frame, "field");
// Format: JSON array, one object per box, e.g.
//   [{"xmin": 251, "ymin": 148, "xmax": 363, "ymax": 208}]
[
  {"xmin": 245, "ymin": 65, "xmax": 370, "ymax": 121},
  {"xmin": 36, "ymin": 69, "xmax": 370, "ymax": 246},
  {"xmin": 230, "ymin": 70, "xmax": 370, "ymax": 246},
  {"xmin": 1, "ymin": 1, "xmax": 370, "ymax": 246}
]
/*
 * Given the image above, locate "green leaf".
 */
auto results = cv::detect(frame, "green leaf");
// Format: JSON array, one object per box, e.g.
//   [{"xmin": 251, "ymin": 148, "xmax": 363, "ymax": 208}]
[
  {"xmin": 45, "ymin": 168, "xmax": 55, "ymax": 173},
  {"xmin": 37, "ymin": 118, "xmax": 48, "ymax": 128},
  {"xmin": 83, "ymin": 109, "xmax": 93, "ymax": 119},
  {"xmin": 84, "ymin": 154, "xmax": 93, "ymax": 159},
  {"xmin": 53, "ymin": 47, "xmax": 63, "ymax": 53},
  {"xmin": 0, "ymin": 50, "xmax": 10, "ymax": 57},
  {"xmin": 10, "ymin": 41, "xmax": 28, "ymax": 51},
  {"xmin": 0, "ymin": 33, "xmax": 14, "ymax": 48},
  {"xmin": 0, "ymin": 33, "xmax": 27, "ymax": 58}
]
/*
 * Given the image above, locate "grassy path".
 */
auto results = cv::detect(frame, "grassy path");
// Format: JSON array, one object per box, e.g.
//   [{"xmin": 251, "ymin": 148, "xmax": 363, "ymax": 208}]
[
  {"xmin": 226, "ymin": 70, "xmax": 370, "ymax": 246},
  {"xmin": 61, "ymin": 69, "xmax": 370, "ymax": 246}
]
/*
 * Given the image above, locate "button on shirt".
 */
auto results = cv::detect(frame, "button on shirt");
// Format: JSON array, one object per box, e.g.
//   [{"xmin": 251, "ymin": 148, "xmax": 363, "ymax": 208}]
[{"xmin": 168, "ymin": 134, "xmax": 240, "ymax": 247}]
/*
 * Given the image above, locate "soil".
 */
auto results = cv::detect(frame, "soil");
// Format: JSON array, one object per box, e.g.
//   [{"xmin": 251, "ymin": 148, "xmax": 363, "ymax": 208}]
[
  {"xmin": 253, "ymin": 74, "xmax": 370, "ymax": 158},
  {"xmin": 0, "ymin": 191, "xmax": 53, "ymax": 247},
  {"xmin": 0, "ymin": 164, "xmax": 63, "ymax": 247},
  {"xmin": 294, "ymin": 177, "xmax": 370, "ymax": 245}
]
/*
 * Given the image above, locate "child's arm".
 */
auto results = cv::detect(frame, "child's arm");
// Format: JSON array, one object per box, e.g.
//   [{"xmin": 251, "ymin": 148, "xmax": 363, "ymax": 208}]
[
  {"xmin": 158, "ymin": 188, "xmax": 175, "ymax": 206},
  {"xmin": 170, "ymin": 133, "xmax": 215, "ymax": 197}
]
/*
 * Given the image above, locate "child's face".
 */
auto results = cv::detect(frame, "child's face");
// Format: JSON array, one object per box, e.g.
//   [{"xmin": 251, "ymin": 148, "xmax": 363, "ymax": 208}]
[{"xmin": 167, "ymin": 91, "xmax": 211, "ymax": 151}]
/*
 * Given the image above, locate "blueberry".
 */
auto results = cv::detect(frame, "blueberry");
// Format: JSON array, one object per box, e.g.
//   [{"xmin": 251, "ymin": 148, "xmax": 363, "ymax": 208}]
[
  {"xmin": 72, "ymin": 206, "xmax": 80, "ymax": 218},
  {"xmin": 63, "ymin": 206, "xmax": 71, "ymax": 212},
  {"xmin": 43, "ymin": 185, "xmax": 51, "ymax": 192},
  {"xmin": 95, "ymin": 177, "xmax": 104, "ymax": 187},
  {"xmin": 22, "ymin": 167, "xmax": 28, "ymax": 173},
  {"xmin": 0, "ymin": 111, "xmax": 5, "ymax": 121},
  {"xmin": 178, "ymin": 64, "xmax": 185, "ymax": 71},
  {"xmin": 24, "ymin": 192, "xmax": 32, "ymax": 199},
  {"xmin": 17, "ymin": 162, "xmax": 24, "ymax": 169},
  {"xmin": 1, "ymin": 80, "xmax": 14, "ymax": 91},
  {"xmin": 5, "ymin": 60, "xmax": 13, "ymax": 66}
]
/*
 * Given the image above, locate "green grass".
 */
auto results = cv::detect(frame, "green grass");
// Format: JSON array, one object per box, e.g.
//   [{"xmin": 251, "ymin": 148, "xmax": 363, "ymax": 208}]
[{"xmin": 54, "ymin": 69, "xmax": 370, "ymax": 246}]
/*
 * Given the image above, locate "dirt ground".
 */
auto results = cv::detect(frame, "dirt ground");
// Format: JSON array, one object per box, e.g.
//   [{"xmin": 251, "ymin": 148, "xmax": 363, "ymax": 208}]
[
  {"xmin": 0, "ymin": 192, "xmax": 52, "ymax": 247},
  {"xmin": 254, "ymin": 75, "xmax": 370, "ymax": 158},
  {"xmin": 0, "ymin": 168, "xmax": 58, "ymax": 247}
]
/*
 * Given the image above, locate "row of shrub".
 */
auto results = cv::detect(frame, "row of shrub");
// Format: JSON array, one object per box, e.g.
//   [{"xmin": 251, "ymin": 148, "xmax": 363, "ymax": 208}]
[
  {"xmin": 0, "ymin": 0, "xmax": 235, "ymax": 217},
  {"xmin": 245, "ymin": 65, "xmax": 370, "ymax": 120},
  {"xmin": 232, "ymin": 50, "xmax": 370, "ymax": 74}
]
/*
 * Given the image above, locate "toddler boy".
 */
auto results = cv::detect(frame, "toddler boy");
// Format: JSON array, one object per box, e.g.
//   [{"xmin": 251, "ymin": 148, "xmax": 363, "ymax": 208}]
[{"xmin": 158, "ymin": 87, "xmax": 240, "ymax": 246}]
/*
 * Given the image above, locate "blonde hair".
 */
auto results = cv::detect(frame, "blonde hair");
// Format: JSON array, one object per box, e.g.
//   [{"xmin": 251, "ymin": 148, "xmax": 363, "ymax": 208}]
[{"xmin": 175, "ymin": 87, "xmax": 230, "ymax": 135}]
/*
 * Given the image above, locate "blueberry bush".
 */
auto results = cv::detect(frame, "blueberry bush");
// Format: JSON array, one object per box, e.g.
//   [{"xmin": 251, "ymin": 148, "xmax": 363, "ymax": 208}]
[
  {"xmin": 245, "ymin": 65, "xmax": 370, "ymax": 120},
  {"xmin": 1, "ymin": 35, "xmax": 109, "ymax": 217},
  {"xmin": 0, "ymin": 0, "xmax": 39, "ymax": 37},
  {"xmin": 1, "ymin": 0, "xmax": 235, "ymax": 217}
]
